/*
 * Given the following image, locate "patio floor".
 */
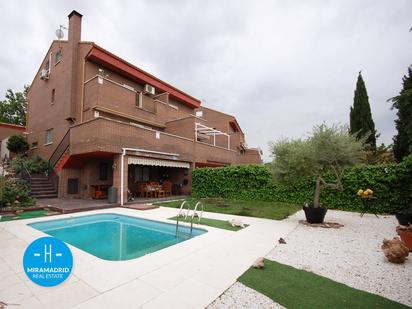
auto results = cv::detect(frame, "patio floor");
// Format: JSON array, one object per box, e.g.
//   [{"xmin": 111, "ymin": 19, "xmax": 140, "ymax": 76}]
[
  {"xmin": 0, "ymin": 206, "xmax": 297, "ymax": 308},
  {"xmin": 36, "ymin": 195, "xmax": 188, "ymax": 214}
]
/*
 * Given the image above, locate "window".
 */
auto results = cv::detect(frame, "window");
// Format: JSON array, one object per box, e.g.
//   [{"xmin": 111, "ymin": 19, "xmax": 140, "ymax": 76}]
[
  {"xmin": 51, "ymin": 89, "xmax": 55, "ymax": 103},
  {"xmin": 55, "ymin": 50, "xmax": 62, "ymax": 64},
  {"xmin": 45, "ymin": 59, "xmax": 50, "ymax": 72},
  {"xmin": 135, "ymin": 166, "xmax": 150, "ymax": 182},
  {"xmin": 99, "ymin": 163, "xmax": 109, "ymax": 181},
  {"xmin": 45, "ymin": 129, "xmax": 53, "ymax": 145},
  {"xmin": 195, "ymin": 111, "xmax": 203, "ymax": 118}
]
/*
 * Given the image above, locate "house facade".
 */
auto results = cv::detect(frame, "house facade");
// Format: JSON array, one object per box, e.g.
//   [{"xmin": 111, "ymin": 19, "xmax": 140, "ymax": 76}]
[
  {"xmin": 0, "ymin": 122, "xmax": 26, "ymax": 161},
  {"xmin": 27, "ymin": 11, "xmax": 262, "ymax": 204}
]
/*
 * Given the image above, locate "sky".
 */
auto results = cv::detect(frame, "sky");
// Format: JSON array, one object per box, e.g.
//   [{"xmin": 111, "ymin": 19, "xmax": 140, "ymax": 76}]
[{"xmin": 0, "ymin": 1, "xmax": 411, "ymax": 162}]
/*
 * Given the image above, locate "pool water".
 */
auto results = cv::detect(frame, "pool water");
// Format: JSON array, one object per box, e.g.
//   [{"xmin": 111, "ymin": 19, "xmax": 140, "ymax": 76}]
[{"xmin": 28, "ymin": 213, "xmax": 207, "ymax": 261}]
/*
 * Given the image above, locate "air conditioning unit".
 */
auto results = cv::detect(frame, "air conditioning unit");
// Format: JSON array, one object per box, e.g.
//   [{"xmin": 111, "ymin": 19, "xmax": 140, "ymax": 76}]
[
  {"xmin": 143, "ymin": 84, "xmax": 155, "ymax": 95},
  {"xmin": 40, "ymin": 69, "xmax": 49, "ymax": 80}
]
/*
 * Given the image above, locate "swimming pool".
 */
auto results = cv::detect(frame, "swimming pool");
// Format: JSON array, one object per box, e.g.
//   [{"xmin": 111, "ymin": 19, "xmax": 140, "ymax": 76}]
[{"xmin": 28, "ymin": 213, "xmax": 207, "ymax": 261}]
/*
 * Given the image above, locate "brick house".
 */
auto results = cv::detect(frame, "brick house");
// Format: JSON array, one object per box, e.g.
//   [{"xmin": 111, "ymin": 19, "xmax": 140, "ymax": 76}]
[{"xmin": 27, "ymin": 10, "xmax": 262, "ymax": 204}]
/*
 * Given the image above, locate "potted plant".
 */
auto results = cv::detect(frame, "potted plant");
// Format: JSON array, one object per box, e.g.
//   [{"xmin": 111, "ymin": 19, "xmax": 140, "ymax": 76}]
[
  {"xmin": 270, "ymin": 124, "xmax": 365, "ymax": 224},
  {"xmin": 396, "ymin": 225, "xmax": 412, "ymax": 251},
  {"xmin": 395, "ymin": 205, "xmax": 412, "ymax": 226}
]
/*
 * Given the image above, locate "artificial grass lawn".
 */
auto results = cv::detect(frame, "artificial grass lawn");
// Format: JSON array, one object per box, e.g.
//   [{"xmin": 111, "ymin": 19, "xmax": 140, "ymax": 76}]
[
  {"xmin": 168, "ymin": 216, "xmax": 246, "ymax": 231},
  {"xmin": 156, "ymin": 198, "xmax": 301, "ymax": 220},
  {"xmin": 239, "ymin": 259, "xmax": 408, "ymax": 309},
  {"xmin": 0, "ymin": 210, "xmax": 49, "ymax": 222}
]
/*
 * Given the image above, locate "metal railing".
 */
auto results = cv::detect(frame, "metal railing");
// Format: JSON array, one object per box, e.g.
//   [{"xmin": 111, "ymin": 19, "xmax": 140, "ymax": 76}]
[
  {"xmin": 19, "ymin": 160, "xmax": 32, "ymax": 185},
  {"xmin": 48, "ymin": 129, "xmax": 70, "ymax": 169},
  {"xmin": 175, "ymin": 200, "xmax": 204, "ymax": 237}
]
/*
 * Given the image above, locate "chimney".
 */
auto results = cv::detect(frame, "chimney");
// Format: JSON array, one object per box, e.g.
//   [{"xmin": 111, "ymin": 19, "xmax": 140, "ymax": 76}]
[
  {"xmin": 66, "ymin": 10, "xmax": 83, "ymax": 122},
  {"xmin": 68, "ymin": 10, "xmax": 82, "ymax": 43}
]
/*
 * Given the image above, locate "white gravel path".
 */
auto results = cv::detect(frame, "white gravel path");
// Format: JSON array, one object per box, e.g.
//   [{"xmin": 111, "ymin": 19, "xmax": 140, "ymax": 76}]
[
  {"xmin": 209, "ymin": 210, "xmax": 412, "ymax": 308},
  {"xmin": 207, "ymin": 282, "xmax": 285, "ymax": 309}
]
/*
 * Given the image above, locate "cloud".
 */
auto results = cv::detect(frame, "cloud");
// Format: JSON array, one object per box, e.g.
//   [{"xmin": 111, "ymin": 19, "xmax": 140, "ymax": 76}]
[{"xmin": 1, "ymin": 0, "xmax": 411, "ymax": 161}]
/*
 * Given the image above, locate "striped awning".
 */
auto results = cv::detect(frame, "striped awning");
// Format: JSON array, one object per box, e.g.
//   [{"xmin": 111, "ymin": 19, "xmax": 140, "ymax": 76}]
[{"xmin": 128, "ymin": 157, "xmax": 190, "ymax": 168}]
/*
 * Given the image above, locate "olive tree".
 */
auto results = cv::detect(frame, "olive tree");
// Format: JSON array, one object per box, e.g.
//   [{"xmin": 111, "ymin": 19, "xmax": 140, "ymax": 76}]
[{"xmin": 270, "ymin": 124, "xmax": 365, "ymax": 207}]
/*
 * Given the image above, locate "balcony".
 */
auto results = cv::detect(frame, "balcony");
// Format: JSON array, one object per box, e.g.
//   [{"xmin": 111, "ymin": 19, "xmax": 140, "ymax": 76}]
[
  {"xmin": 83, "ymin": 75, "xmax": 178, "ymax": 126},
  {"xmin": 69, "ymin": 117, "xmax": 238, "ymax": 164}
]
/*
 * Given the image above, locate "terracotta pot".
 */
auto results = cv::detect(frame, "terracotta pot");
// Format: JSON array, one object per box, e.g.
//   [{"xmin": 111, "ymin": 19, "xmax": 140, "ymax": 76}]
[{"xmin": 397, "ymin": 227, "xmax": 412, "ymax": 252}]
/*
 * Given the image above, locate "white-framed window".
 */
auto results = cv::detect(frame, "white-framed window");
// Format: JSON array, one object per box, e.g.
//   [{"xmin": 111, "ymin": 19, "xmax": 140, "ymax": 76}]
[
  {"xmin": 55, "ymin": 49, "xmax": 62, "ymax": 64},
  {"xmin": 45, "ymin": 129, "xmax": 53, "ymax": 145}
]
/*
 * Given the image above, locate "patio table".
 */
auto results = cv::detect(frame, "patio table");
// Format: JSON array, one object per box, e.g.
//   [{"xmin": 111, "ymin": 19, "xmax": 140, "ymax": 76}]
[{"xmin": 359, "ymin": 196, "xmax": 379, "ymax": 218}]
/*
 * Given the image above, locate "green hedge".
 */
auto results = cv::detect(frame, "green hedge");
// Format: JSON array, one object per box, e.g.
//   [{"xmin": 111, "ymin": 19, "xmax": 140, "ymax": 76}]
[{"xmin": 192, "ymin": 156, "xmax": 412, "ymax": 214}]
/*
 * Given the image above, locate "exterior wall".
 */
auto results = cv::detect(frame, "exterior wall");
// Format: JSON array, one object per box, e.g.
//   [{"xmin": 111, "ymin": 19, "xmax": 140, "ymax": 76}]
[
  {"xmin": 195, "ymin": 107, "xmax": 245, "ymax": 151},
  {"xmin": 113, "ymin": 154, "xmax": 127, "ymax": 203},
  {"xmin": 164, "ymin": 116, "xmax": 198, "ymax": 140},
  {"xmin": 26, "ymin": 10, "xmax": 262, "ymax": 200},
  {"xmin": 237, "ymin": 149, "xmax": 263, "ymax": 164},
  {"xmin": 0, "ymin": 137, "xmax": 11, "ymax": 160},
  {"xmin": 69, "ymin": 117, "xmax": 239, "ymax": 165},
  {"xmin": 58, "ymin": 167, "xmax": 82, "ymax": 198},
  {"xmin": 27, "ymin": 40, "xmax": 93, "ymax": 161},
  {"xmin": 58, "ymin": 157, "xmax": 113, "ymax": 198}
]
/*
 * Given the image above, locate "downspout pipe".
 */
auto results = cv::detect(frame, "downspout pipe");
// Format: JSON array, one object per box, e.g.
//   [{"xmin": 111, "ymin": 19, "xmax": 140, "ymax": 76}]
[{"xmin": 120, "ymin": 148, "xmax": 126, "ymax": 206}]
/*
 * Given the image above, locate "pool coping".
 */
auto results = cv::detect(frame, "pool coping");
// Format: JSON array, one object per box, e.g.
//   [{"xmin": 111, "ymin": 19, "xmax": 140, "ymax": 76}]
[
  {"xmin": 0, "ymin": 206, "xmax": 299, "ymax": 308},
  {"xmin": 28, "ymin": 212, "xmax": 209, "ymax": 261}
]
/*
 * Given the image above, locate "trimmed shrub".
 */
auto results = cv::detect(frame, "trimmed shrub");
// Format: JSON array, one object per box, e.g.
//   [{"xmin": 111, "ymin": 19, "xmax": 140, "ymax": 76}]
[
  {"xmin": 192, "ymin": 155, "xmax": 412, "ymax": 214},
  {"xmin": 6, "ymin": 135, "xmax": 29, "ymax": 154}
]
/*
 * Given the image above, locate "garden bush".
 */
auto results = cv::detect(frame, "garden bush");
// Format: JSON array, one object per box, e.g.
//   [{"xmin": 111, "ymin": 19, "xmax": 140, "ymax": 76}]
[
  {"xmin": 0, "ymin": 176, "xmax": 34, "ymax": 207},
  {"xmin": 192, "ymin": 155, "xmax": 412, "ymax": 214},
  {"xmin": 11, "ymin": 156, "xmax": 49, "ymax": 175}
]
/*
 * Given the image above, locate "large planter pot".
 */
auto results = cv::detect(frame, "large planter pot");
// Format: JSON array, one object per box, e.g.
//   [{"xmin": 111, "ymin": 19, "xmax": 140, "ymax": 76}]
[
  {"xmin": 303, "ymin": 205, "xmax": 327, "ymax": 224},
  {"xmin": 397, "ymin": 227, "xmax": 412, "ymax": 252},
  {"xmin": 395, "ymin": 213, "xmax": 411, "ymax": 226}
]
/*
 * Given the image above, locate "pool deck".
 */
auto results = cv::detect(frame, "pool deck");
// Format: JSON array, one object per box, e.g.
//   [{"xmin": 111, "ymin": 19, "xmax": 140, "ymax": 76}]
[
  {"xmin": 36, "ymin": 196, "xmax": 188, "ymax": 213},
  {"xmin": 0, "ymin": 207, "xmax": 297, "ymax": 308}
]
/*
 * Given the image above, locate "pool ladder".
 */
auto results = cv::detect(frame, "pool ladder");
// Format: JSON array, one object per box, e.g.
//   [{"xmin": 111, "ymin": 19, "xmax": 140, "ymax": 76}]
[{"xmin": 175, "ymin": 201, "xmax": 204, "ymax": 237}]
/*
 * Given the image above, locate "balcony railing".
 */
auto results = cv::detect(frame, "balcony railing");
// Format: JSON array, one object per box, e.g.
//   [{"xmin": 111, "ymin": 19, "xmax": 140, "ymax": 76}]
[{"xmin": 69, "ymin": 117, "xmax": 237, "ymax": 164}]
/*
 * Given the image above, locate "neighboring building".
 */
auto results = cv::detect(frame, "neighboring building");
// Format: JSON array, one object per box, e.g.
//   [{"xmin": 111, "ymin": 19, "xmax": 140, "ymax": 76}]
[
  {"xmin": 0, "ymin": 122, "xmax": 26, "ymax": 161},
  {"xmin": 27, "ymin": 10, "xmax": 262, "ymax": 204}
]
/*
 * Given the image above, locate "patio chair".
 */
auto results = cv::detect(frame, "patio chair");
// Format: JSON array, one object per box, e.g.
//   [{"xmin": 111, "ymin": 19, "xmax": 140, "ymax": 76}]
[
  {"xmin": 162, "ymin": 181, "xmax": 172, "ymax": 196},
  {"xmin": 137, "ymin": 183, "xmax": 147, "ymax": 197}
]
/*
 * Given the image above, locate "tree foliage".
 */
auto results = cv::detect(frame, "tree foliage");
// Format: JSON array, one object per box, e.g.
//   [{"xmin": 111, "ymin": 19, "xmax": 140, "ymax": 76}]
[
  {"xmin": 0, "ymin": 86, "xmax": 29, "ymax": 126},
  {"xmin": 389, "ymin": 66, "xmax": 412, "ymax": 162},
  {"xmin": 349, "ymin": 72, "xmax": 377, "ymax": 150},
  {"xmin": 6, "ymin": 135, "xmax": 29, "ymax": 154},
  {"xmin": 270, "ymin": 124, "xmax": 365, "ymax": 207}
]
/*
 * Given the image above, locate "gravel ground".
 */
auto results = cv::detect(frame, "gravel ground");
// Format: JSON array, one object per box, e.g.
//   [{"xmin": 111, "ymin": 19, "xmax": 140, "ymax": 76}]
[
  {"xmin": 267, "ymin": 210, "xmax": 412, "ymax": 307},
  {"xmin": 207, "ymin": 282, "xmax": 285, "ymax": 309},
  {"xmin": 209, "ymin": 210, "xmax": 412, "ymax": 308}
]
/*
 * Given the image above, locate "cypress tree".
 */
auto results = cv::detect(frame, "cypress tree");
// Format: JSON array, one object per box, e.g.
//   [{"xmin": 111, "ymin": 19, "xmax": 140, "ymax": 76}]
[
  {"xmin": 349, "ymin": 71, "xmax": 377, "ymax": 150},
  {"xmin": 389, "ymin": 66, "xmax": 412, "ymax": 162}
]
